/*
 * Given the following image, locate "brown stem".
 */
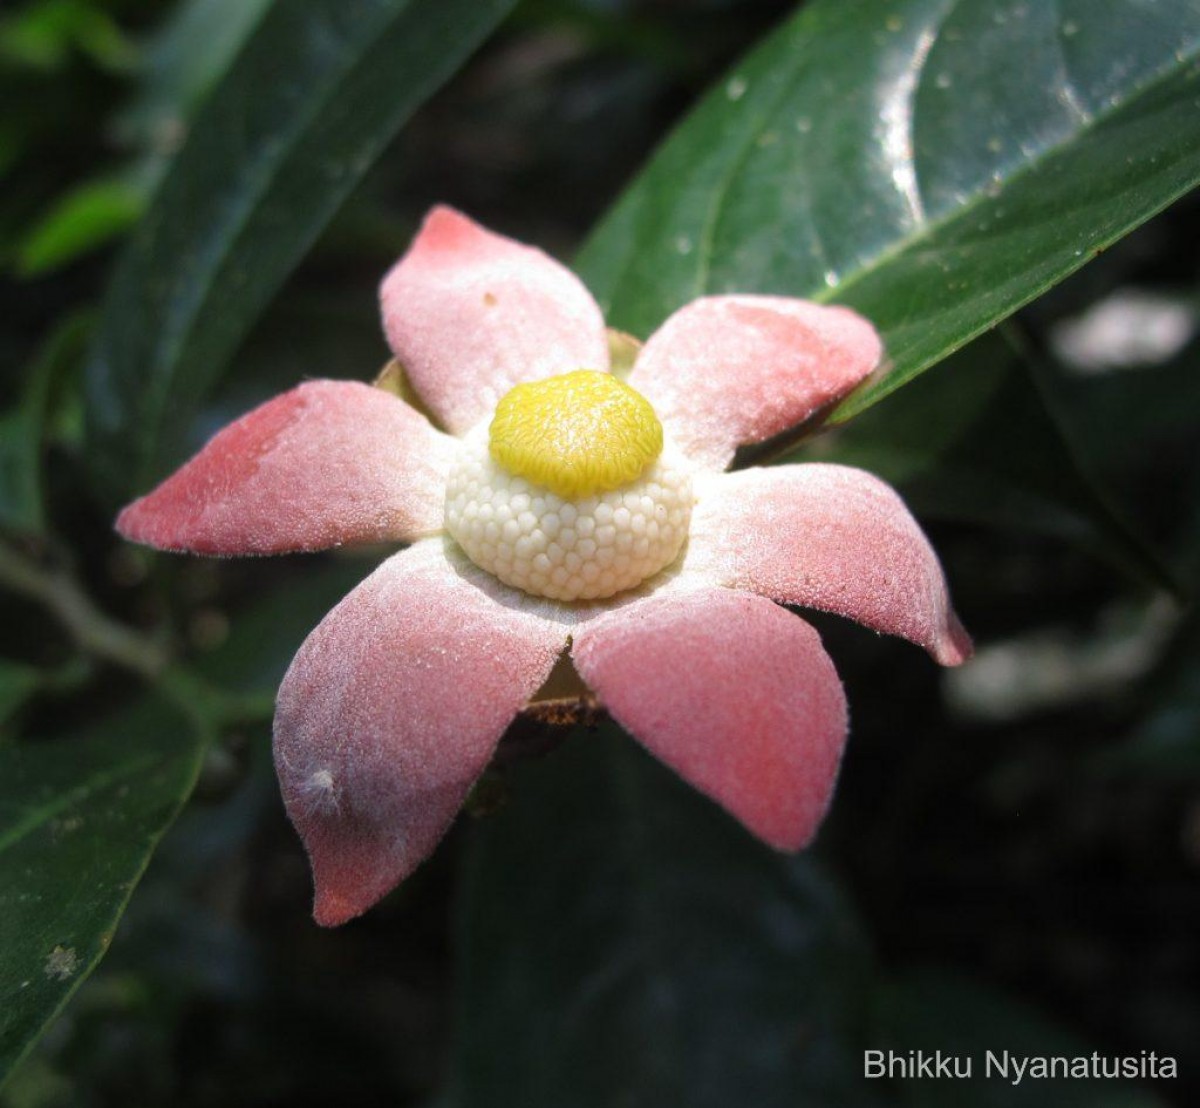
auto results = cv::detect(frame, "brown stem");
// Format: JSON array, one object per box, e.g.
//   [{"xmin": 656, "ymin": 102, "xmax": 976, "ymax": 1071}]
[{"xmin": 0, "ymin": 540, "xmax": 167, "ymax": 678}]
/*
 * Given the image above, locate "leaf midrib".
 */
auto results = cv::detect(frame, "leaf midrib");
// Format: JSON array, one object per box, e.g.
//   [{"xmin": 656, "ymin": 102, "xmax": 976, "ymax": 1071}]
[
  {"xmin": 0, "ymin": 737, "xmax": 205, "ymax": 1091},
  {"xmin": 811, "ymin": 46, "xmax": 1200, "ymax": 313},
  {"xmin": 0, "ymin": 752, "xmax": 159, "ymax": 856},
  {"xmin": 137, "ymin": 1, "xmax": 416, "ymax": 471},
  {"xmin": 695, "ymin": 15, "xmax": 1200, "ymax": 315}
]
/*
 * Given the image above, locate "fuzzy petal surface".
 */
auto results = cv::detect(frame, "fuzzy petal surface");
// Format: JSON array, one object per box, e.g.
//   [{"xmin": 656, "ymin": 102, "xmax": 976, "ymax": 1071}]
[
  {"xmin": 572, "ymin": 587, "xmax": 847, "ymax": 851},
  {"xmin": 117, "ymin": 381, "xmax": 456, "ymax": 555},
  {"xmin": 628, "ymin": 296, "xmax": 882, "ymax": 470},
  {"xmin": 274, "ymin": 540, "xmax": 568, "ymax": 926},
  {"xmin": 686, "ymin": 465, "xmax": 972, "ymax": 665},
  {"xmin": 380, "ymin": 206, "xmax": 609, "ymax": 435}
]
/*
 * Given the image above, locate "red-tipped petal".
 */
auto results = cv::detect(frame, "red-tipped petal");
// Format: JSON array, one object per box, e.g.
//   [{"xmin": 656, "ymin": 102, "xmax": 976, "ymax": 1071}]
[
  {"xmin": 572, "ymin": 588, "xmax": 847, "ymax": 851},
  {"xmin": 380, "ymin": 206, "xmax": 609, "ymax": 435},
  {"xmin": 274, "ymin": 541, "xmax": 568, "ymax": 926},
  {"xmin": 629, "ymin": 296, "xmax": 881, "ymax": 470},
  {"xmin": 117, "ymin": 381, "xmax": 456, "ymax": 556},
  {"xmin": 686, "ymin": 465, "xmax": 972, "ymax": 666}
]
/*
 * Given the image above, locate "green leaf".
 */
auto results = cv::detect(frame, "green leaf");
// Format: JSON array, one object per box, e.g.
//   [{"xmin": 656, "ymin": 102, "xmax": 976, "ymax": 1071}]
[
  {"xmin": 130, "ymin": 0, "xmax": 276, "ymax": 124},
  {"xmin": 15, "ymin": 175, "xmax": 145, "ymax": 277},
  {"xmin": 450, "ymin": 732, "xmax": 878, "ymax": 1108},
  {"xmin": 0, "ymin": 313, "xmax": 91, "ymax": 536},
  {"xmin": 112, "ymin": 0, "xmax": 276, "ymax": 204},
  {"xmin": 194, "ymin": 557, "xmax": 373, "ymax": 697},
  {"xmin": 0, "ymin": 412, "xmax": 39, "ymax": 535},
  {"xmin": 0, "ymin": 661, "xmax": 40, "ymax": 737},
  {"xmin": 0, "ymin": 696, "xmax": 206, "ymax": 1089},
  {"xmin": 801, "ymin": 328, "xmax": 1174, "ymax": 591},
  {"xmin": 576, "ymin": 0, "xmax": 1200, "ymax": 420},
  {"xmin": 872, "ymin": 970, "xmax": 1168, "ymax": 1108},
  {"xmin": 0, "ymin": 0, "xmax": 135, "ymax": 74},
  {"xmin": 84, "ymin": 0, "xmax": 519, "ymax": 501}
]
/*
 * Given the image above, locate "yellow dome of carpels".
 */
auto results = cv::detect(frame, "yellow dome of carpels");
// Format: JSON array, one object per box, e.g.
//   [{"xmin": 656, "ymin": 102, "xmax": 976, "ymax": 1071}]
[{"xmin": 488, "ymin": 370, "xmax": 663, "ymax": 500}]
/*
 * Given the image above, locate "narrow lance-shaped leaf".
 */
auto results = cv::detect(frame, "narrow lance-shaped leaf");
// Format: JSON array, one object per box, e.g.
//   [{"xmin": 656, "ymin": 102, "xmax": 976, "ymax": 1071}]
[
  {"xmin": 84, "ymin": 0, "xmax": 518, "ymax": 501},
  {"xmin": 577, "ymin": 0, "xmax": 1200, "ymax": 420},
  {"xmin": 0, "ymin": 697, "xmax": 206, "ymax": 1088}
]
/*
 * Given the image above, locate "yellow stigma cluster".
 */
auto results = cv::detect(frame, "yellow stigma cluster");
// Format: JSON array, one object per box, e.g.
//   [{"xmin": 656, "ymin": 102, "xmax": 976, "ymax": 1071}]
[
  {"xmin": 488, "ymin": 370, "xmax": 663, "ymax": 499},
  {"xmin": 445, "ymin": 371, "xmax": 692, "ymax": 602}
]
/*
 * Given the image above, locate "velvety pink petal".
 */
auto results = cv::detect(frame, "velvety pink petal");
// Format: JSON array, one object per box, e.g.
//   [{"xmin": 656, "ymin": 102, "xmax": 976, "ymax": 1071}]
[
  {"xmin": 380, "ymin": 206, "xmax": 609, "ymax": 434},
  {"xmin": 117, "ymin": 380, "xmax": 456, "ymax": 555},
  {"xmin": 686, "ymin": 465, "xmax": 972, "ymax": 666},
  {"xmin": 572, "ymin": 588, "xmax": 847, "ymax": 851},
  {"xmin": 628, "ymin": 296, "xmax": 882, "ymax": 470},
  {"xmin": 274, "ymin": 540, "xmax": 568, "ymax": 926}
]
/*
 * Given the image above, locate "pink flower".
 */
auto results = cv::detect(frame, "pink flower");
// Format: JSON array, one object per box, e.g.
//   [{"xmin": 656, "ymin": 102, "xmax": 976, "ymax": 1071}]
[{"xmin": 118, "ymin": 206, "xmax": 971, "ymax": 926}]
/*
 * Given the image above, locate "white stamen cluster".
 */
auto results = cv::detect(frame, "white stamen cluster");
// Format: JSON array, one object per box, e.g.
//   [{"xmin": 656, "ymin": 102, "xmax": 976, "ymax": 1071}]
[{"xmin": 445, "ymin": 432, "xmax": 693, "ymax": 601}]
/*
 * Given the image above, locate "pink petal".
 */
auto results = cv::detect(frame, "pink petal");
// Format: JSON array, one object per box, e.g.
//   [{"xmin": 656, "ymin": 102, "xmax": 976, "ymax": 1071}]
[
  {"xmin": 572, "ymin": 588, "xmax": 847, "ymax": 851},
  {"xmin": 117, "ymin": 381, "xmax": 456, "ymax": 555},
  {"xmin": 274, "ymin": 540, "xmax": 568, "ymax": 926},
  {"xmin": 380, "ymin": 206, "xmax": 609, "ymax": 434},
  {"xmin": 628, "ymin": 296, "xmax": 882, "ymax": 470},
  {"xmin": 686, "ymin": 465, "xmax": 972, "ymax": 666}
]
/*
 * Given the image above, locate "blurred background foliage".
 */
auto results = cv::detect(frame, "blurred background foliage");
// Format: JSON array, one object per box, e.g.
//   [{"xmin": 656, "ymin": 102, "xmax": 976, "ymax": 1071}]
[{"xmin": 1, "ymin": 0, "xmax": 1198, "ymax": 1104}]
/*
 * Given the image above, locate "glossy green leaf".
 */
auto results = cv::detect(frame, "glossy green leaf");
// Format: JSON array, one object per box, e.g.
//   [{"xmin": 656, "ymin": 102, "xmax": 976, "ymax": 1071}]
[
  {"xmin": 873, "ymin": 971, "xmax": 1168, "ymax": 1107},
  {"xmin": 450, "ymin": 732, "xmax": 877, "ymax": 1108},
  {"xmin": 0, "ymin": 697, "xmax": 206, "ymax": 1089},
  {"xmin": 84, "ymin": 0, "xmax": 518, "ymax": 500},
  {"xmin": 801, "ymin": 328, "xmax": 1173, "ymax": 591},
  {"xmin": 577, "ymin": 0, "xmax": 1200, "ymax": 420}
]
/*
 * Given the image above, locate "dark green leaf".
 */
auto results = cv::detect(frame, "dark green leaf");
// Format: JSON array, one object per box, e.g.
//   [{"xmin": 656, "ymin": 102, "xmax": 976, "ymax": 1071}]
[
  {"xmin": 800, "ymin": 328, "xmax": 1173, "ymax": 591},
  {"xmin": 0, "ymin": 412, "xmax": 38, "ymax": 534},
  {"xmin": 127, "ymin": 0, "xmax": 276, "ymax": 126},
  {"xmin": 450, "ymin": 732, "xmax": 879, "ymax": 1108},
  {"xmin": 872, "ymin": 970, "xmax": 1168, "ymax": 1107},
  {"xmin": 0, "ymin": 696, "xmax": 206, "ymax": 1088},
  {"xmin": 0, "ymin": 661, "xmax": 40, "ymax": 737},
  {"xmin": 112, "ymin": 0, "xmax": 277, "ymax": 208},
  {"xmin": 0, "ymin": 313, "xmax": 90, "ymax": 535},
  {"xmin": 194, "ymin": 556, "xmax": 374, "ymax": 697},
  {"xmin": 85, "ymin": 0, "xmax": 518, "ymax": 501},
  {"xmin": 577, "ymin": 0, "xmax": 1200, "ymax": 420}
]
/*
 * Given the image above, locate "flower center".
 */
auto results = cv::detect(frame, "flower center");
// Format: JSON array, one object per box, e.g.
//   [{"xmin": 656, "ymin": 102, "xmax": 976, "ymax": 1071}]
[
  {"xmin": 444, "ymin": 371, "xmax": 692, "ymax": 602},
  {"xmin": 488, "ymin": 369, "xmax": 662, "ymax": 499}
]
